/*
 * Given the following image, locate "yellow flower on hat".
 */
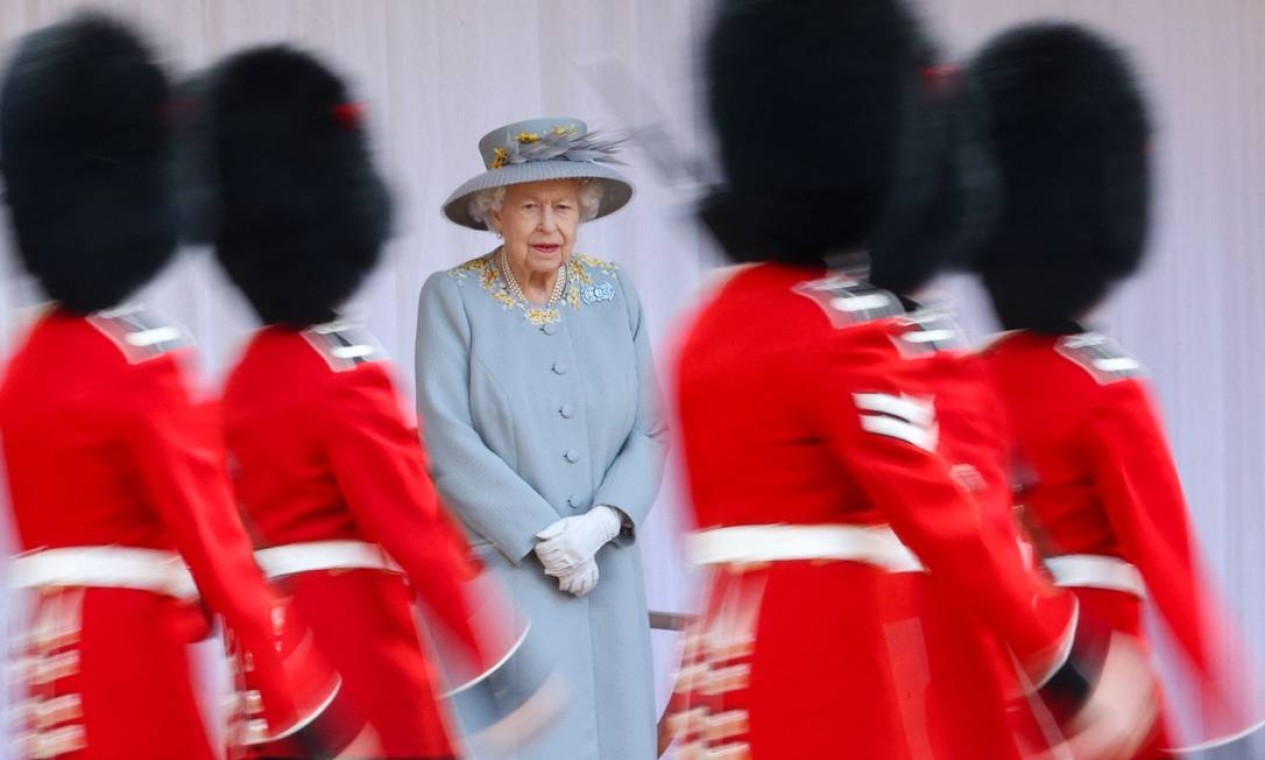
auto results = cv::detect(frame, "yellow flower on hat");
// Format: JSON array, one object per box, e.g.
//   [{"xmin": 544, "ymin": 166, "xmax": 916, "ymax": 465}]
[
  {"xmin": 515, "ymin": 131, "xmax": 541, "ymax": 144},
  {"xmin": 491, "ymin": 146, "xmax": 509, "ymax": 169}
]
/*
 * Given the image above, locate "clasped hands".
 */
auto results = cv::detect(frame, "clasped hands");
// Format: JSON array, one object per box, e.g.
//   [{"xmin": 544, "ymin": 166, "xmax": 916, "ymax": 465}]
[{"xmin": 533, "ymin": 505, "xmax": 623, "ymax": 597}]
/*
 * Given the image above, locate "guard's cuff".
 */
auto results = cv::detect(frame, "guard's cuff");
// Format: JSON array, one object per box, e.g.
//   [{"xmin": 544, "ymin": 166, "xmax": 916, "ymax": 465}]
[
  {"xmin": 237, "ymin": 679, "xmax": 364, "ymax": 759},
  {"xmin": 1034, "ymin": 614, "xmax": 1110, "ymax": 727},
  {"xmin": 1036, "ymin": 658, "xmax": 1094, "ymax": 726}
]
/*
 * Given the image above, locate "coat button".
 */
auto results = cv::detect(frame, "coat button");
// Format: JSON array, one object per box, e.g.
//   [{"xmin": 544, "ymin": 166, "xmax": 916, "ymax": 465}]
[
  {"xmin": 552, "ymin": 361, "xmax": 568, "ymax": 375},
  {"xmin": 559, "ymin": 404, "xmax": 575, "ymax": 419},
  {"xmin": 564, "ymin": 450, "xmax": 580, "ymax": 463},
  {"xmin": 567, "ymin": 495, "xmax": 583, "ymax": 509},
  {"xmin": 542, "ymin": 323, "xmax": 559, "ymax": 335}
]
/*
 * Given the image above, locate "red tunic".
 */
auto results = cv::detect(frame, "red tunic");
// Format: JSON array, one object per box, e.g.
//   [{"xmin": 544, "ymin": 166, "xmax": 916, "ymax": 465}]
[
  {"xmin": 876, "ymin": 310, "xmax": 1038, "ymax": 759},
  {"xmin": 669, "ymin": 265, "xmax": 1076, "ymax": 758},
  {"xmin": 221, "ymin": 323, "xmax": 485, "ymax": 758},
  {"xmin": 984, "ymin": 330, "xmax": 1258, "ymax": 753},
  {"xmin": 1, "ymin": 307, "xmax": 344, "ymax": 759}
]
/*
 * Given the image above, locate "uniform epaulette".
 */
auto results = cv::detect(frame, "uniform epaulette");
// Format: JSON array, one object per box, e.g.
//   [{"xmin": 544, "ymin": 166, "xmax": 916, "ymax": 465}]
[
  {"xmin": 87, "ymin": 305, "xmax": 189, "ymax": 364},
  {"xmin": 1054, "ymin": 332, "xmax": 1146, "ymax": 384},
  {"xmin": 792, "ymin": 274, "xmax": 904, "ymax": 329},
  {"xmin": 301, "ymin": 321, "xmax": 387, "ymax": 372},
  {"xmin": 895, "ymin": 309, "xmax": 969, "ymax": 357}
]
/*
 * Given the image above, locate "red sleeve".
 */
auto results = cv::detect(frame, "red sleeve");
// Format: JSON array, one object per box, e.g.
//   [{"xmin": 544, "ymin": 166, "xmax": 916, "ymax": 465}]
[
  {"xmin": 323, "ymin": 360, "xmax": 486, "ymax": 666},
  {"xmin": 122, "ymin": 351, "xmax": 333, "ymax": 735},
  {"xmin": 807, "ymin": 328, "xmax": 1076, "ymax": 680},
  {"xmin": 1083, "ymin": 379, "xmax": 1217, "ymax": 675},
  {"xmin": 1081, "ymin": 378, "xmax": 1265, "ymax": 738}
]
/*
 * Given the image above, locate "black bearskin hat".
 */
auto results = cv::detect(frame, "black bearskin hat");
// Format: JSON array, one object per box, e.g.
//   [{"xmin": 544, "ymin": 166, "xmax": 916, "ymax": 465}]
[
  {"xmin": 187, "ymin": 46, "xmax": 391, "ymax": 328},
  {"xmin": 867, "ymin": 60, "xmax": 1002, "ymax": 296},
  {"xmin": 968, "ymin": 22, "xmax": 1151, "ymax": 332},
  {"xmin": 0, "ymin": 13, "xmax": 176, "ymax": 313},
  {"xmin": 700, "ymin": 0, "xmax": 950, "ymax": 272}
]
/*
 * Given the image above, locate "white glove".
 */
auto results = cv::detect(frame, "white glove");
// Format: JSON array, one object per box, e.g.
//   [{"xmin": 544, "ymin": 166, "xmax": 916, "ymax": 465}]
[
  {"xmin": 557, "ymin": 558, "xmax": 600, "ymax": 597},
  {"xmin": 534, "ymin": 505, "xmax": 623, "ymax": 576}
]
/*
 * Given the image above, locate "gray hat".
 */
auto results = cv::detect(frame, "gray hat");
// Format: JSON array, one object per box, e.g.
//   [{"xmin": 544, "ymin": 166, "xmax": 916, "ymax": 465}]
[{"xmin": 442, "ymin": 117, "xmax": 633, "ymax": 229}]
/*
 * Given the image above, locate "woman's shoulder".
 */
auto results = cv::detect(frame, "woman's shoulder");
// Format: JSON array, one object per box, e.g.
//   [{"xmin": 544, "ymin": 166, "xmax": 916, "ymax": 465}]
[
  {"xmin": 447, "ymin": 251, "xmax": 499, "ymax": 280},
  {"xmin": 421, "ymin": 251, "xmax": 500, "ymax": 304},
  {"xmin": 425, "ymin": 252, "xmax": 497, "ymax": 290},
  {"xmin": 568, "ymin": 253, "xmax": 620, "ymax": 277}
]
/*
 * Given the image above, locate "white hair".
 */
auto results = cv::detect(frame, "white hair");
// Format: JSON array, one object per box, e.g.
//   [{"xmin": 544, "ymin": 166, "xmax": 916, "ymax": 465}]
[
  {"xmin": 468, "ymin": 179, "xmax": 606, "ymax": 232},
  {"xmin": 468, "ymin": 186, "xmax": 508, "ymax": 232}
]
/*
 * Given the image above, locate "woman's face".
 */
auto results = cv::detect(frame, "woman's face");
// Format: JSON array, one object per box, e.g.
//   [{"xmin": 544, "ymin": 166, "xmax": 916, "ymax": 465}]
[{"xmin": 493, "ymin": 179, "xmax": 582, "ymax": 277}]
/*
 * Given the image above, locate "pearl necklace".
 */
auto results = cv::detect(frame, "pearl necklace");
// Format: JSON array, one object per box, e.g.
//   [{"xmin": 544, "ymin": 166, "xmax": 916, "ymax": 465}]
[{"xmin": 498, "ymin": 247, "xmax": 567, "ymax": 307}]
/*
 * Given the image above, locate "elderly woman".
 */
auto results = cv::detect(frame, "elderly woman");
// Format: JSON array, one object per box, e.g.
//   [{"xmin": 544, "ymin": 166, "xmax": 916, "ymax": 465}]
[{"xmin": 416, "ymin": 118, "xmax": 667, "ymax": 759}]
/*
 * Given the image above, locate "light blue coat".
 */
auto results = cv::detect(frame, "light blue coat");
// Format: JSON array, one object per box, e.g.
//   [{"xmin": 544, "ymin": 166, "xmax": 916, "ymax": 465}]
[{"xmin": 415, "ymin": 250, "xmax": 667, "ymax": 760}]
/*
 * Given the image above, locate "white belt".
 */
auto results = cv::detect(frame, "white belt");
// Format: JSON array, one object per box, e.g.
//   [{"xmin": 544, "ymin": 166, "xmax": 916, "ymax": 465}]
[
  {"xmin": 9, "ymin": 547, "xmax": 198, "ymax": 599},
  {"xmin": 253, "ymin": 540, "xmax": 401, "ymax": 579},
  {"xmin": 689, "ymin": 524, "xmax": 925, "ymax": 573},
  {"xmin": 1045, "ymin": 554, "xmax": 1146, "ymax": 598}
]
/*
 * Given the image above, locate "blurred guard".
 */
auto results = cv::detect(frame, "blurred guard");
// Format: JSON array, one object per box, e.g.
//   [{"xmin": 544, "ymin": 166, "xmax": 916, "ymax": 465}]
[
  {"xmin": 666, "ymin": 1, "xmax": 1159, "ymax": 757},
  {"xmin": 859, "ymin": 51, "xmax": 1061, "ymax": 758},
  {"xmin": 971, "ymin": 23, "xmax": 1263, "ymax": 755},
  {"xmin": 188, "ymin": 45, "xmax": 488, "ymax": 759},
  {"xmin": 0, "ymin": 13, "xmax": 359, "ymax": 759}
]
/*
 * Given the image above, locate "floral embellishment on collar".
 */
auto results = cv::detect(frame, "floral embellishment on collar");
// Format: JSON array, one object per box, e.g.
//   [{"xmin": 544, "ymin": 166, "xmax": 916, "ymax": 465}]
[{"xmin": 449, "ymin": 252, "xmax": 619, "ymax": 326}]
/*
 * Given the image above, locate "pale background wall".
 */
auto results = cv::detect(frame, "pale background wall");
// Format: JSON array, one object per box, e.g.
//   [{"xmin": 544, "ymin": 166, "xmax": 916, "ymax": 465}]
[{"xmin": 0, "ymin": 1, "xmax": 1260, "ymax": 757}]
